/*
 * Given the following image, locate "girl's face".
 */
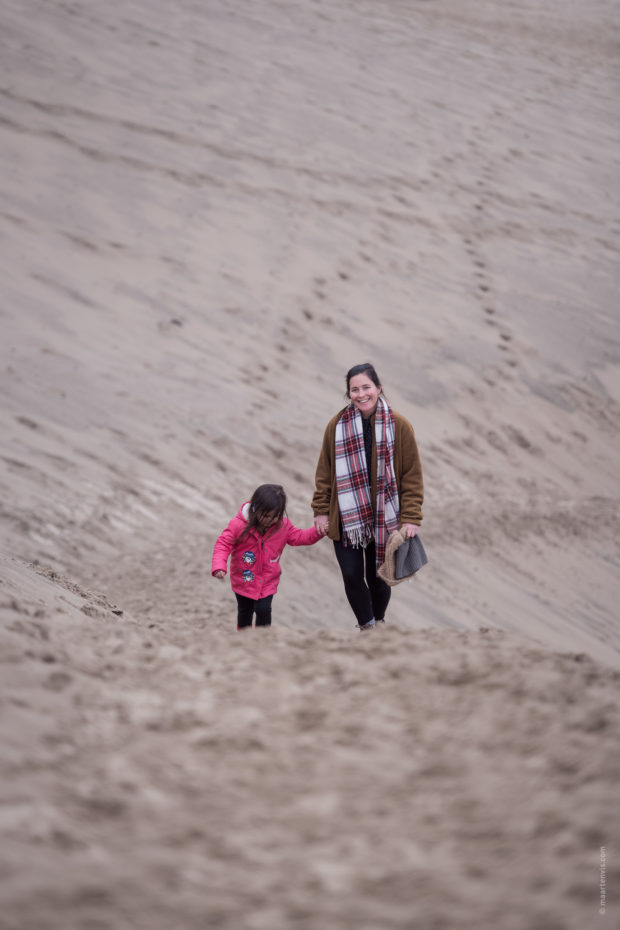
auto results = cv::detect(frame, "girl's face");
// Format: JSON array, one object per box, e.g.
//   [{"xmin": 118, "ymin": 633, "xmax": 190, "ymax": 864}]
[
  {"xmin": 348, "ymin": 373, "xmax": 382, "ymax": 418},
  {"xmin": 257, "ymin": 509, "xmax": 280, "ymax": 530}
]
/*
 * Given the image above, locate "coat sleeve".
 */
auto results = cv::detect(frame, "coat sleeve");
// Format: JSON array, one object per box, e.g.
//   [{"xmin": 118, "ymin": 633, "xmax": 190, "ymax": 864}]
[
  {"xmin": 311, "ymin": 421, "xmax": 333, "ymax": 515},
  {"xmin": 211, "ymin": 519, "xmax": 240, "ymax": 575},
  {"xmin": 397, "ymin": 420, "xmax": 424, "ymax": 525},
  {"xmin": 285, "ymin": 521, "xmax": 322, "ymax": 547}
]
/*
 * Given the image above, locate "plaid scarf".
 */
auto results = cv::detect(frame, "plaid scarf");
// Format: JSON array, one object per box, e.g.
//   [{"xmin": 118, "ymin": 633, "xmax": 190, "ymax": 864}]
[{"xmin": 335, "ymin": 395, "xmax": 400, "ymax": 567}]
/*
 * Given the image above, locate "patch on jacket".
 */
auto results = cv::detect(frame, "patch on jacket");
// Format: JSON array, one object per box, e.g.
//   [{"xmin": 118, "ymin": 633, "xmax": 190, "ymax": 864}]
[
  {"xmin": 242, "ymin": 551, "xmax": 256, "ymax": 565},
  {"xmin": 242, "ymin": 569, "xmax": 255, "ymax": 583}
]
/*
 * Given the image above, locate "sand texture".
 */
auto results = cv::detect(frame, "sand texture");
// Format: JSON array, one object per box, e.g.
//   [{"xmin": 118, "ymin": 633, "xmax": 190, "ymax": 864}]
[{"xmin": 1, "ymin": 0, "xmax": 619, "ymax": 927}]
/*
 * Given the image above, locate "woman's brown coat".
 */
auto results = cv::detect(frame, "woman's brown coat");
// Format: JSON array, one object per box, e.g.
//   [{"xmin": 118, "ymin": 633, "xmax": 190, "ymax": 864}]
[{"xmin": 311, "ymin": 407, "xmax": 424, "ymax": 540}]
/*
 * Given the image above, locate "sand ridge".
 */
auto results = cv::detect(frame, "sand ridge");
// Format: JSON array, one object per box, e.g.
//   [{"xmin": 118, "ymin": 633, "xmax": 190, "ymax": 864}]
[{"xmin": 2, "ymin": 554, "xmax": 619, "ymax": 930}]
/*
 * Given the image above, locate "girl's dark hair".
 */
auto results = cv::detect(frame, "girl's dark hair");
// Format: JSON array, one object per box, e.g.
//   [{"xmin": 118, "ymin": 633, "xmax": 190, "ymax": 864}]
[
  {"xmin": 242, "ymin": 483, "xmax": 287, "ymax": 538},
  {"xmin": 345, "ymin": 363, "xmax": 382, "ymax": 398}
]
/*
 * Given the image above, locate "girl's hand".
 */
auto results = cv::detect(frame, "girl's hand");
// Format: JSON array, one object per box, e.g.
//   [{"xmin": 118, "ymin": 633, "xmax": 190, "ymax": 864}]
[
  {"xmin": 213, "ymin": 570, "xmax": 226, "ymax": 580},
  {"xmin": 401, "ymin": 523, "xmax": 419, "ymax": 539},
  {"xmin": 314, "ymin": 514, "xmax": 330, "ymax": 537}
]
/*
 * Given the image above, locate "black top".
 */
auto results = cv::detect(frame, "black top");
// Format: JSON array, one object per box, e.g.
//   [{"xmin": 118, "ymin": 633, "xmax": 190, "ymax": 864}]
[{"xmin": 362, "ymin": 416, "xmax": 373, "ymax": 485}]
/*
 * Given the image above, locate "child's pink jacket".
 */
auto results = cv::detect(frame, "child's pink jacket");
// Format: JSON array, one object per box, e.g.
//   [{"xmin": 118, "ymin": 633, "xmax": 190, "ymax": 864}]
[{"xmin": 212, "ymin": 502, "xmax": 321, "ymax": 598}]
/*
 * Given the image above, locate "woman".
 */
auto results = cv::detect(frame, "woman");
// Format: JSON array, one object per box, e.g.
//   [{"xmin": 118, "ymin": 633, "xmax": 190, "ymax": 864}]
[{"xmin": 312, "ymin": 363, "xmax": 424, "ymax": 630}]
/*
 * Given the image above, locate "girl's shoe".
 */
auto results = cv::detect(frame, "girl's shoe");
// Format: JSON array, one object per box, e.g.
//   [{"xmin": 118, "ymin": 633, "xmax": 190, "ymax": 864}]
[{"xmin": 358, "ymin": 618, "xmax": 376, "ymax": 631}]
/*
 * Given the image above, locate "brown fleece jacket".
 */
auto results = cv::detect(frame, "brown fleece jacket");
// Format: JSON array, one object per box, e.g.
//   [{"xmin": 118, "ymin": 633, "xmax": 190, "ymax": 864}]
[{"xmin": 311, "ymin": 406, "xmax": 424, "ymax": 540}]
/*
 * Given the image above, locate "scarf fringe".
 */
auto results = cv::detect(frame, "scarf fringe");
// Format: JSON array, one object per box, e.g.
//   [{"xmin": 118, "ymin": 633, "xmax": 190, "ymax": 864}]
[{"xmin": 343, "ymin": 525, "xmax": 373, "ymax": 549}]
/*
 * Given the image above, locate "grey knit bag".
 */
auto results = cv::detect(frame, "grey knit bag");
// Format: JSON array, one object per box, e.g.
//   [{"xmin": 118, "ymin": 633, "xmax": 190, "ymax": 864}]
[{"xmin": 394, "ymin": 534, "xmax": 428, "ymax": 579}]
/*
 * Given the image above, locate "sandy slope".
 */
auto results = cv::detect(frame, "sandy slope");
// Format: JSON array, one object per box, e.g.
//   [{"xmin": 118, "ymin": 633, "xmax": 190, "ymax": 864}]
[
  {"xmin": 2, "ymin": 554, "xmax": 619, "ymax": 930},
  {"xmin": 1, "ymin": 0, "xmax": 619, "ymax": 926}
]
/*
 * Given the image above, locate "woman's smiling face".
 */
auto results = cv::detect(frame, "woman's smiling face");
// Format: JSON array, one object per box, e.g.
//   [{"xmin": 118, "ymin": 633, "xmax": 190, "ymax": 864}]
[{"xmin": 348, "ymin": 373, "xmax": 382, "ymax": 418}]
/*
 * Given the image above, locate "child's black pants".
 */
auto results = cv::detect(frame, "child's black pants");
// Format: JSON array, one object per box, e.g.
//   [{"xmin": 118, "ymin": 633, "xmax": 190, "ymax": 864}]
[{"xmin": 235, "ymin": 593, "xmax": 274, "ymax": 629}]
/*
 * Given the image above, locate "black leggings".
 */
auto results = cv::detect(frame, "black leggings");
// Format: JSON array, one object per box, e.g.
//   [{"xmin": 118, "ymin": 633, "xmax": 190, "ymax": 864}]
[
  {"xmin": 235, "ymin": 593, "xmax": 274, "ymax": 629},
  {"xmin": 333, "ymin": 539, "xmax": 391, "ymax": 626}
]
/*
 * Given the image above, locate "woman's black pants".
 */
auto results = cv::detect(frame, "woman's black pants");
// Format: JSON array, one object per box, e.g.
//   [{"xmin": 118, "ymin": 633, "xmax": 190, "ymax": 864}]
[
  {"xmin": 235, "ymin": 593, "xmax": 273, "ymax": 629},
  {"xmin": 333, "ymin": 539, "xmax": 391, "ymax": 626}
]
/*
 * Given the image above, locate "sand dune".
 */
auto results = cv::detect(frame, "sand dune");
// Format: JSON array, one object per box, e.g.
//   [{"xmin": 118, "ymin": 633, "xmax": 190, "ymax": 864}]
[
  {"xmin": 2, "ymin": 553, "xmax": 619, "ymax": 929},
  {"xmin": 1, "ymin": 0, "xmax": 619, "ymax": 926}
]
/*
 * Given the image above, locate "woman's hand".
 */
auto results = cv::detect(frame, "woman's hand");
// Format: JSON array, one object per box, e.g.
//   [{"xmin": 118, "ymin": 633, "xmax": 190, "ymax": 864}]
[
  {"xmin": 314, "ymin": 514, "xmax": 330, "ymax": 537},
  {"xmin": 213, "ymin": 570, "xmax": 226, "ymax": 580},
  {"xmin": 401, "ymin": 523, "xmax": 419, "ymax": 539}
]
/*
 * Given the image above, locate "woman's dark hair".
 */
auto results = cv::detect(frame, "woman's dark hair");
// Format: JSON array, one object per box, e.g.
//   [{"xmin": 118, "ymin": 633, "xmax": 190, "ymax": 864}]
[
  {"xmin": 345, "ymin": 363, "xmax": 382, "ymax": 398},
  {"xmin": 242, "ymin": 483, "xmax": 287, "ymax": 538}
]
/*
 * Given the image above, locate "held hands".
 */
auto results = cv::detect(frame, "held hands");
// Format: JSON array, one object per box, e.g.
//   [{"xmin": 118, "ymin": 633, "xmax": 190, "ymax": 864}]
[
  {"xmin": 213, "ymin": 570, "xmax": 226, "ymax": 580},
  {"xmin": 401, "ymin": 523, "xmax": 419, "ymax": 539},
  {"xmin": 314, "ymin": 514, "xmax": 330, "ymax": 537}
]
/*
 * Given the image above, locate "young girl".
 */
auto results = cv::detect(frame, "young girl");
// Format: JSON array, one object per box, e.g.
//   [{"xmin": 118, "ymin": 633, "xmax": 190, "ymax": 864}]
[{"xmin": 212, "ymin": 483, "xmax": 322, "ymax": 629}]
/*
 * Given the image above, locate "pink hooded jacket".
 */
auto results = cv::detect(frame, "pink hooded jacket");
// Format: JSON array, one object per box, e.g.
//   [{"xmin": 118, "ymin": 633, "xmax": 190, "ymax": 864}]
[{"xmin": 212, "ymin": 502, "xmax": 321, "ymax": 598}]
